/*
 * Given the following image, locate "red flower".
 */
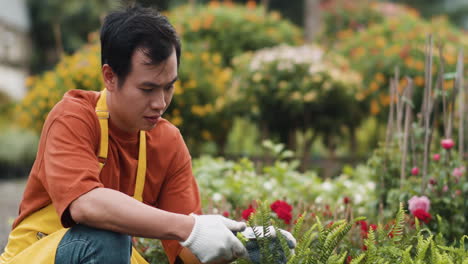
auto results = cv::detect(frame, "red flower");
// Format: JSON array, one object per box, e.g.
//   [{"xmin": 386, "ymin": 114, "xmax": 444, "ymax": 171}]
[
  {"xmin": 359, "ymin": 221, "xmax": 368, "ymax": 233},
  {"xmin": 429, "ymin": 178, "xmax": 437, "ymax": 185},
  {"xmin": 343, "ymin": 196, "xmax": 351, "ymax": 204},
  {"xmin": 346, "ymin": 255, "xmax": 353, "ymax": 264},
  {"xmin": 270, "ymin": 200, "xmax": 293, "ymax": 224},
  {"xmin": 270, "ymin": 200, "xmax": 293, "ymax": 212},
  {"xmin": 369, "ymin": 224, "xmax": 377, "ymax": 231},
  {"xmin": 412, "ymin": 208, "xmax": 432, "ymax": 224},
  {"xmin": 359, "ymin": 220, "xmax": 369, "ymax": 238},
  {"xmin": 276, "ymin": 207, "xmax": 292, "ymax": 224},
  {"xmin": 242, "ymin": 205, "xmax": 255, "ymax": 220},
  {"xmin": 411, "ymin": 167, "xmax": 419, "ymax": 176},
  {"xmin": 222, "ymin": 211, "xmax": 230, "ymax": 217}
]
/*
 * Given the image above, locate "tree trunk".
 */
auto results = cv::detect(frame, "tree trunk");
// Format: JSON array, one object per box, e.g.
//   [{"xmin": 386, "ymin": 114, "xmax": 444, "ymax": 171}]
[
  {"xmin": 304, "ymin": 0, "xmax": 321, "ymax": 42},
  {"xmin": 52, "ymin": 22, "xmax": 63, "ymax": 59},
  {"xmin": 261, "ymin": 0, "xmax": 270, "ymax": 12},
  {"xmin": 348, "ymin": 125, "xmax": 357, "ymax": 155},
  {"xmin": 300, "ymin": 131, "xmax": 318, "ymax": 172}
]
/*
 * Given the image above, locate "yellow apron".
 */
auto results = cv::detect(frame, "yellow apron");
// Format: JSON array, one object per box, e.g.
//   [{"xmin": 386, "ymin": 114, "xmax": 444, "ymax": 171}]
[{"xmin": 0, "ymin": 90, "xmax": 149, "ymax": 264}]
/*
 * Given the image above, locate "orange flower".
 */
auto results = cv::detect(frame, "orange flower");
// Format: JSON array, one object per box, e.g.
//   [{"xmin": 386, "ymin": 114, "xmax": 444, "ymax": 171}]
[
  {"xmin": 414, "ymin": 76, "xmax": 424, "ymax": 86},
  {"xmin": 209, "ymin": 0, "xmax": 220, "ymax": 7},
  {"xmin": 370, "ymin": 99, "xmax": 380, "ymax": 115},
  {"xmin": 370, "ymin": 82, "xmax": 379, "ymax": 92},
  {"xmin": 246, "ymin": 0, "xmax": 256, "ymax": 9}
]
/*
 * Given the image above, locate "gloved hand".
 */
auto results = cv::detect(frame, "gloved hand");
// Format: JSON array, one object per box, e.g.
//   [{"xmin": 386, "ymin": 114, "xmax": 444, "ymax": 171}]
[
  {"xmin": 240, "ymin": 226, "xmax": 296, "ymax": 264},
  {"xmin": 241, "ymin": 226, "xmax": 296, "ymax": 249},
  {"xmin": 180, "ymin": 214, "xmax": 248, "ymax": 263}
]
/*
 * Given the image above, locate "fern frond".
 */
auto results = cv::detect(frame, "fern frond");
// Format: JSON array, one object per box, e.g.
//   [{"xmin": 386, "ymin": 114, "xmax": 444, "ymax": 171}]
[
  {"xmin": 275, "ymin": 226, "xmax": 292, "ymax": 261},
  {"xmin": 390, "ymin": 203, "xmax": 406, "ymax": 242},
  {"xmin": 363, "ymin": 229, "xmax": 378, "ymax": 264},
  {"xmin": 320, "ymin": 222, "xmax": 352, "ymax": 263},
  {"xmin": 326, "ymin": 250, "xmax": 347, "ymax": 264},
  {"xmin": 415, "ymin": 234, "xmax": 432, "ymax": 262},
  {"xmin": 292, "ymin": 213, "xmax": 306, "ymax": 239},
  {"xmin": 349, "ymin": 253, "xmax": 365, "ymax": 264},
  {"xmin": 401, "ymin": 246, "xmax": 413, "ymax": 264}
]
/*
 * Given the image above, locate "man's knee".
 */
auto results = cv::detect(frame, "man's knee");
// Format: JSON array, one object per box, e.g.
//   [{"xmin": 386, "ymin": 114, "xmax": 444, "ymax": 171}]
[{"xmin": 56, "ymin": 225, "xmax": 131, "ymax": 264}]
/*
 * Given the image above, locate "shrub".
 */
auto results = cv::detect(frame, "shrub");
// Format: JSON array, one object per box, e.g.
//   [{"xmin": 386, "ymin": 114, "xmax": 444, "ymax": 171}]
[
  {"xmin": 232, "ymin": 44, "xmax": 364, "ymax": 158},
  {"xmin": 337, "ymin": 15, "xmax": 468, "ymax": 116},
  {"xmin": 168, "ymin": 2, "xmax": 302, "ymax": 66}
]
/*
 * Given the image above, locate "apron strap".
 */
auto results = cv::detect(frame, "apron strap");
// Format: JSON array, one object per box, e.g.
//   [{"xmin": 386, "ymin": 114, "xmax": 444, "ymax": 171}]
[
  {"xmin": 95, "ymin": 90, "xmax": 109, "ymax": 169},
  {"xmin": 95, "ymin": 90, "xmax": 147, "ymax": 202}
]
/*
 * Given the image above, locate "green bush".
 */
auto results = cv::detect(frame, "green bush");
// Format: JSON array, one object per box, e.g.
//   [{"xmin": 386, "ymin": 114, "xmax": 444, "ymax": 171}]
[
  {"xmin": 337, "ymin": 14, "xmax": 468, "ymax": 117},
  {"xmin": 231, "ymin": 44, "xmax": 365, "ymax": 156},
  {"xmin": 0, "ymin": 126, "xmax": 39, "ymax": 178},
  {"xmin": 168, "ymin": 3, "xmax": 302, "ymax": 66}
]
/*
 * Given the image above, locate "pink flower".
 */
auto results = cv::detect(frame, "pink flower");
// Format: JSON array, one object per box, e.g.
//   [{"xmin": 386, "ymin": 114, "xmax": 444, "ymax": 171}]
[
  {"xmin": 408, "ymin": 196, "xmax": 430, "ymax": 214},
  {"xmin": 242, "ymin": 205, "xmax": 255, "ymax": 220},
  {"xmin": 452, "ymin": 167, "xmax": 464, "ymax": 178},
  {"xmin": 411, "ymin": 167, "xmax": 419, "ymax": 176},
  {"xmin": 432, "ymin": 154, "xmax": 441, "ymax": 161},
  {"xmin": 441, "ymin": 138, "xmax": 455, "ymax": 150},
  {"xmin": 443, "ymin": 185, "xmax": 449, "ymax": 192},
  {"xmin": 412, "ymin": 208, "xmax": 432, "ymax": 224}
]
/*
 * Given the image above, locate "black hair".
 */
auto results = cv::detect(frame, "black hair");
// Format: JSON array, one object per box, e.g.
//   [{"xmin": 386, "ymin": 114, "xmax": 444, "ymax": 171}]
[{"xmin": 100, "ymin": 6, "xmax": 181, "ymax": 84}]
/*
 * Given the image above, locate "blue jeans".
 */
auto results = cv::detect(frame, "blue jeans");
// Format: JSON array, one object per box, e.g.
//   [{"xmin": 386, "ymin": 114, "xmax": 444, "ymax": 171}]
[{"xmin": 55, "ymin": 225, "xmax": 132, "ymax": 264}]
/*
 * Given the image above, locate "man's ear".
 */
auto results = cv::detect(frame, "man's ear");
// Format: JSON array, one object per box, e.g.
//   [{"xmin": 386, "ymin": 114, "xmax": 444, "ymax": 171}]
[{"xmin": 102, "ymin": 64, "xmax": 118, "ymax": 91}]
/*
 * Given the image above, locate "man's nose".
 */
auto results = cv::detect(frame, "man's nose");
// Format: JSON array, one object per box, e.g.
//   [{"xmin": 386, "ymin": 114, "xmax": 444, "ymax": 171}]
[{"xmin": 150, "ymin": 89, "xmax": 166, "ymax": 111}]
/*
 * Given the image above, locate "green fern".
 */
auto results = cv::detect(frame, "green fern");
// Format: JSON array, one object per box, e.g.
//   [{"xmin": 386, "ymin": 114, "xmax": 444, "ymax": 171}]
[
  {"xmin": 390, "ymin": 203, "xmax": 406, "ymax": 242},
  {"xmin": 416, "ymin": 234, "xmax": 432, "ymax": 263},
  {"xmin": 401, "ymin": 246, "xmax": 414, "ymax": 264},
  {"xmin": 326, "ymin": 250, "xmax": 347, "ymax": 264},
  {"xmin": 349, "ymin": 253, "xmax": 365, "ymax": 264}
]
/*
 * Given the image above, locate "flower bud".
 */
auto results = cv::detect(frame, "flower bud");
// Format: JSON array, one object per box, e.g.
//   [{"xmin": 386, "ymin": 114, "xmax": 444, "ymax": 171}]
[{"xmin": 441, "ymin": 138, "xmax": 455, "ymax": 150}]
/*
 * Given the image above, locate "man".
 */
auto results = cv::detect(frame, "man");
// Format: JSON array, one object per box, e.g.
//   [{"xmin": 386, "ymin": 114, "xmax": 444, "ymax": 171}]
[{"xmin": 0, "ymin": 6, "xmax": 248, "ymax": 264}]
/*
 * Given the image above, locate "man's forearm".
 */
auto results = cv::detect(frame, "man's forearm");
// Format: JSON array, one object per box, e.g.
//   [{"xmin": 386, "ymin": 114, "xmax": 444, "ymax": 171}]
[{"xmin": 69, "ymin": 187, "xmax": 194, "ymax": 241}]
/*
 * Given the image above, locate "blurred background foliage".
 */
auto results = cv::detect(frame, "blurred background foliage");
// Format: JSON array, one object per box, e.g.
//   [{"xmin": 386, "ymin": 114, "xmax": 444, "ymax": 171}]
[
  {"xmin": 1, "ymin": 0, "xmax": 467, "ymax": 258},
  {"xmin": 2, "ymin": 0, "xmax": 468, "ymax": 176}
]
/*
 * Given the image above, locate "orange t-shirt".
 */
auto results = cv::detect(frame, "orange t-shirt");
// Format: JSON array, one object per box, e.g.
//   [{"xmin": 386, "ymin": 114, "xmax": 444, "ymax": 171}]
[{"xmin": 13, "ymin": 89, "xmax": 201, "ymax": 263}]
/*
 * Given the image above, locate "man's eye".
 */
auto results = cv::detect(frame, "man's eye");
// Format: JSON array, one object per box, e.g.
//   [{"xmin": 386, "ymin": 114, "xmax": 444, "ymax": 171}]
[
  {"xmin": 165, "ymin": 85, "xmax": 174, "ymax": 91},
  {"xmin": 141, "ymin": 88, "xmax": 152, "ymax": 93}
]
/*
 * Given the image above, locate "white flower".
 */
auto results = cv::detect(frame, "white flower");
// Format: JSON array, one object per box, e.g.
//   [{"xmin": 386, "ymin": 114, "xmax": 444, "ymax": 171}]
[
  {"xmin": 354, "ymin": 193, "xmax": 363, "ymax": 204},
  {"xmin": 315, "ymin": 196, "xmax": 323, "ymax": 203},
  {"xmin": 212, "ymin": 192, "xmax": 223, "ymax": 202},
  {"xmin": 343, "ymin": 180, "xmax": 352, "ymax": 188},
  {"xmin": 366, "ymin": 182, "xmax": 376, "ymax": 190},
  {"xmin": 321, "ymin": 181, "xmax": 333, "ymax": 191},
  {"xmin": 263, "ymin": 180, "xmax": 274, "ymax": 191}
]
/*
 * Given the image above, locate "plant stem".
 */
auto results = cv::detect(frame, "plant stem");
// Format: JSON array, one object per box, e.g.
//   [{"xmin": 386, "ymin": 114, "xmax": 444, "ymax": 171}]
[{"xmin": 400, "ymin": 78, "xmax": 413, "ymax": 190}]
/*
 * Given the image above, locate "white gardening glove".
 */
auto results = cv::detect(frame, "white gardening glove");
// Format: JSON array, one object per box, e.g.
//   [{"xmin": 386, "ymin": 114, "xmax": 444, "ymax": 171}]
[
  {"xmin": 180, "ymin": 214, "xmax": 248, "ymax": 263},
  {"xmin": 241, "ymin": 226, "xmax": 297, "ymax": 249}
]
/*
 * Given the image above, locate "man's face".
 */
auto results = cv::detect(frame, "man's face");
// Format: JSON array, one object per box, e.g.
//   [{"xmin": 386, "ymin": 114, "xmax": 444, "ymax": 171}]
[{"xmin": 105, "ymin": 48, "xmax": 178, "ymax": 134}]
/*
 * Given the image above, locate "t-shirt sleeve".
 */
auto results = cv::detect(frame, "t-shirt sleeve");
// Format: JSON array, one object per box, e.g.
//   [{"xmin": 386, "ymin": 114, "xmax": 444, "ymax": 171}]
[
  {"xmin": 41, "ymin": 115, "xmax": 103, "ymax": 227},
  {"xmin": 157, "ymin": 130, "xmax": 202, "ymax": 263}
]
